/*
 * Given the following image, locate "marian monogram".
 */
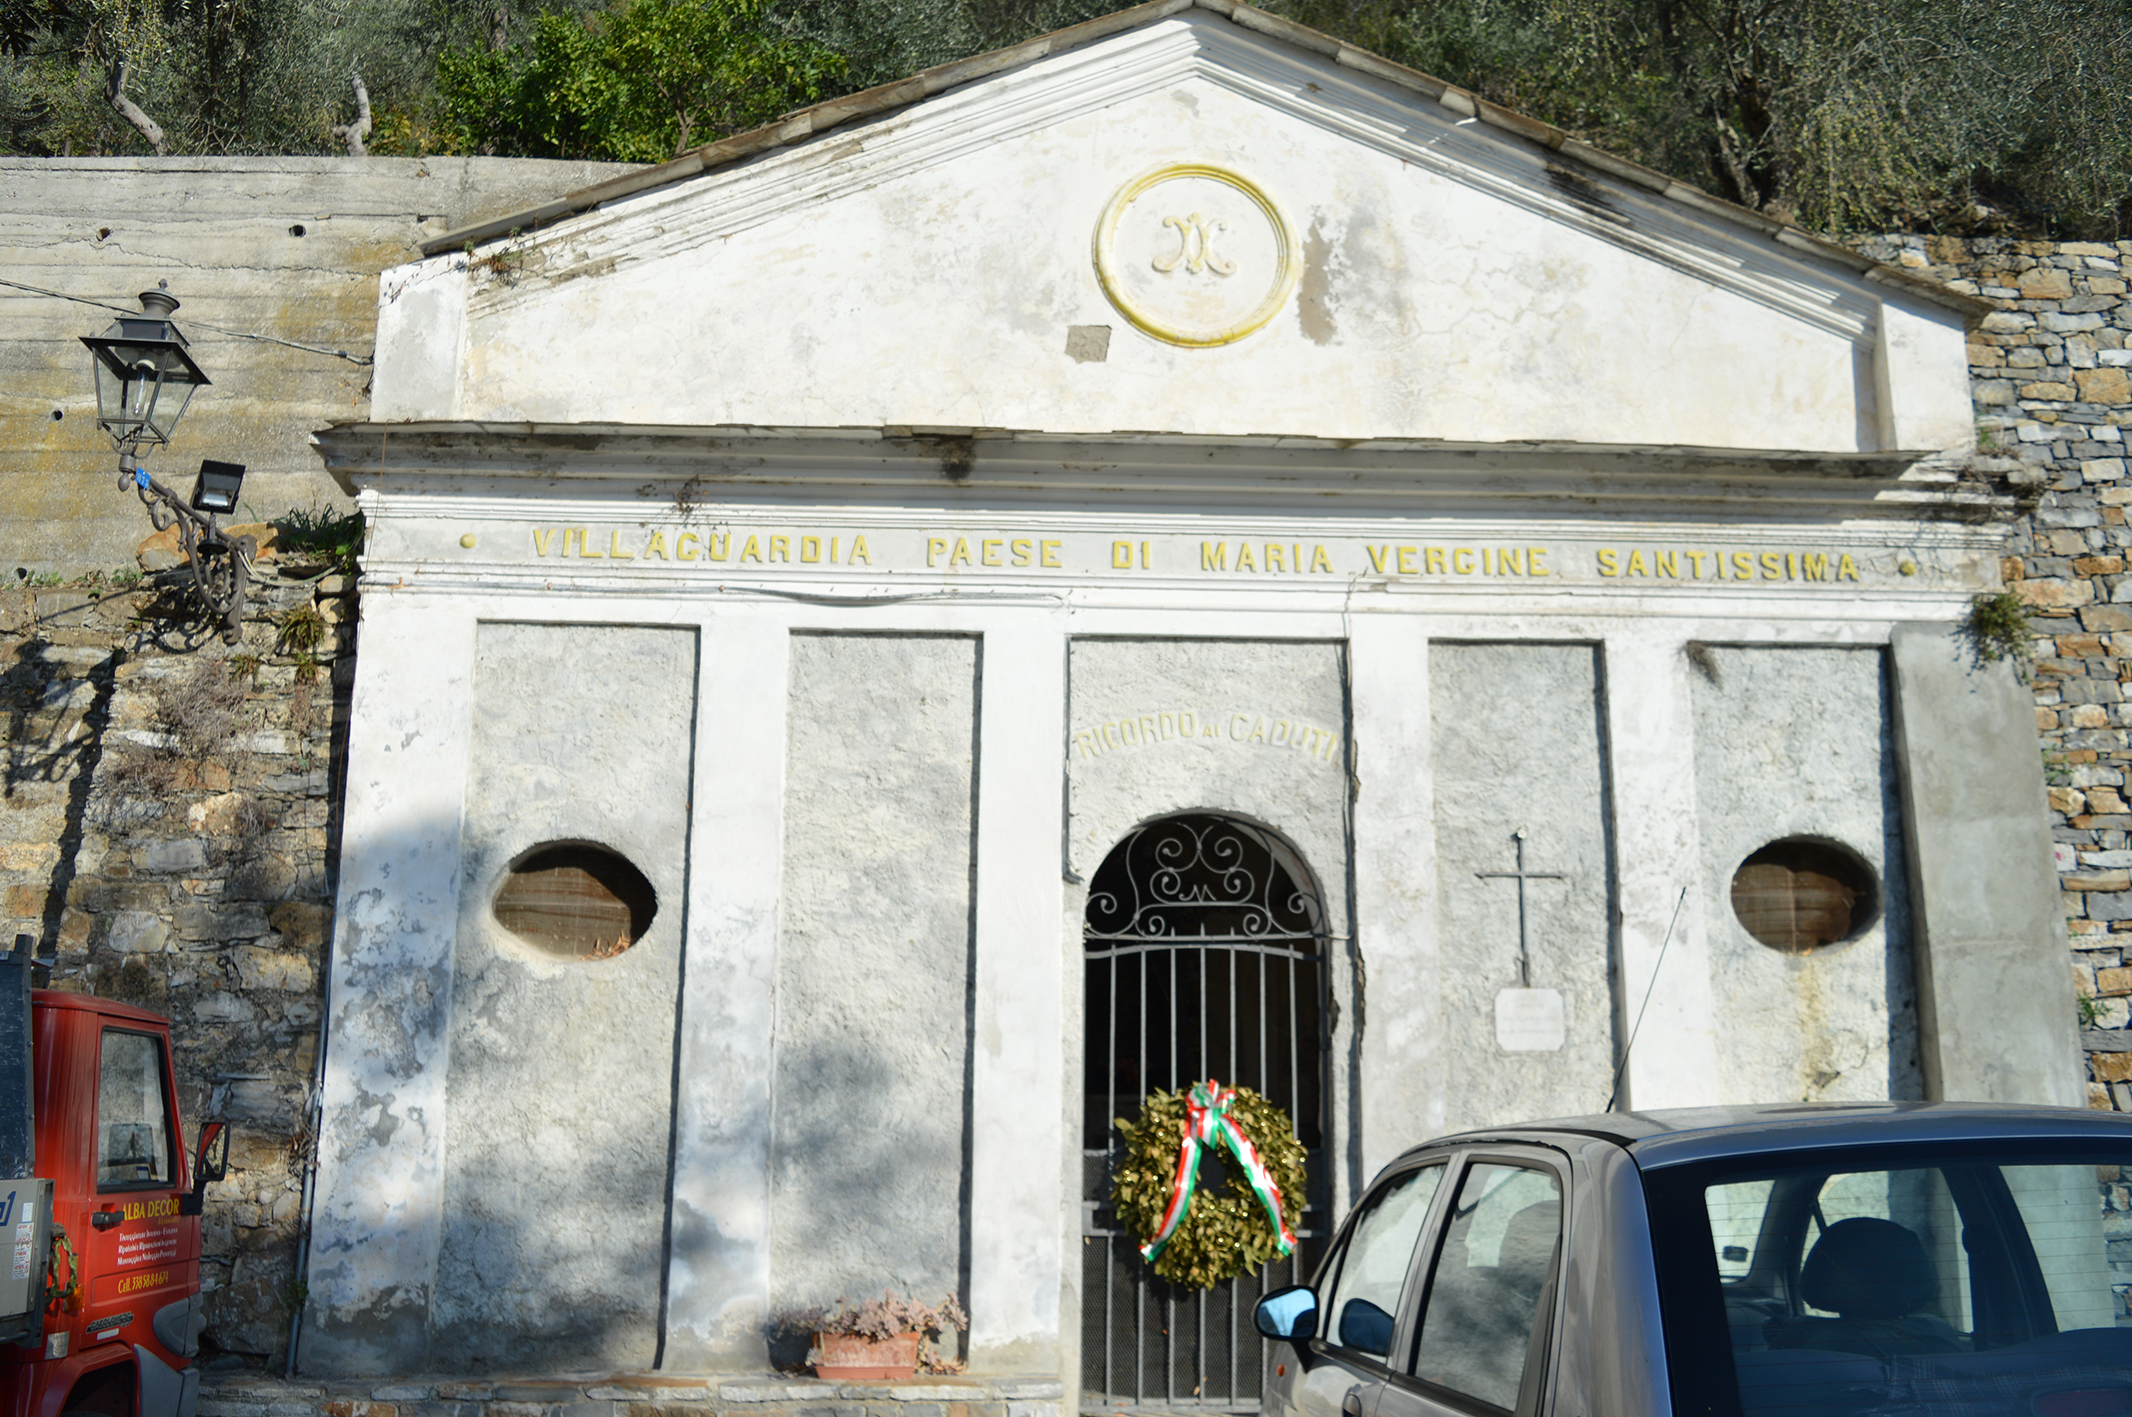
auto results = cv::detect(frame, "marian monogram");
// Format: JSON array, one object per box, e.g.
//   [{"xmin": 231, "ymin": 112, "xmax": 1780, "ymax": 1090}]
[
  {"xmin": 1094, "ymin": 163, "xmax": 1299, "ymax": 347},
  {"xmin": 1152, "ymin": 214, "xmax": 1236, "ymax": 276}
]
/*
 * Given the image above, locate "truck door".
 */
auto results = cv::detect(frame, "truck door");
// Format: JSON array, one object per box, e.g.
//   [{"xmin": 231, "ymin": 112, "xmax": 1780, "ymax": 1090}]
[{"xmin": 81, "ymin": 1028, "xmax": 188, "ymax": 1363}]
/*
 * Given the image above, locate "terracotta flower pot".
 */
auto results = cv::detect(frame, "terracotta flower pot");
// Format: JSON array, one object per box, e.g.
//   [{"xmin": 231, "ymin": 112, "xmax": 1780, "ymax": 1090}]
[{"xmin": 814, "ymin": 1330, "xmax": 921, "ymax": 1380}]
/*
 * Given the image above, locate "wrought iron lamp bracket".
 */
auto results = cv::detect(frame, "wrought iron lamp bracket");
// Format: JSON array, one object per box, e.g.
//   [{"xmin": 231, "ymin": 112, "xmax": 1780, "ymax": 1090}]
[{"xmin": 120, "ymin": 457, "xmax": 253, "ymax": 645}]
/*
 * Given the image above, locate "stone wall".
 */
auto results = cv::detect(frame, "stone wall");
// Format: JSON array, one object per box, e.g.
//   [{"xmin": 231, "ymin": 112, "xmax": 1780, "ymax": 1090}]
[
  {"xmin": 1855, "ymin": 235, "xmax": 2132, "ymax": 1109},
  {"xmin": 0, "ymin": 551, "xmax": 356, "ymax": 1365}
]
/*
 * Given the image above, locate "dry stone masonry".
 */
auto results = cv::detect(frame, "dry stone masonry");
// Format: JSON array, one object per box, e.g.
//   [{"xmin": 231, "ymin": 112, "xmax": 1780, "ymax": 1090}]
[
  {"xmin": 0, "ymin": 551, "xmax": 355, "ymax": 1366},
  {"xmin": 1856, "ymin": 235, "xmax": 2132, "ymax": 1110}
]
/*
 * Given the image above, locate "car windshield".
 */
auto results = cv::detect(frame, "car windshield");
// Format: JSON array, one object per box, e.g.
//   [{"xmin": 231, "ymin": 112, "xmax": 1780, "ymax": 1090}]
[{"xmin": 1648, "ymin": 1142, "xmax": 2132, "ymax": 1417}]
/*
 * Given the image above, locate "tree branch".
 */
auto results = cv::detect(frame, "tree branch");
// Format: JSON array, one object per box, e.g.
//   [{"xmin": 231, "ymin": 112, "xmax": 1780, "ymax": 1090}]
[
  {"xmin": 105, "ymin": 52, "xmax": 168, "ymax": 155},
  {"xmin": 330, "ymin": 65, "xmax": 371, "ymax": 156}
]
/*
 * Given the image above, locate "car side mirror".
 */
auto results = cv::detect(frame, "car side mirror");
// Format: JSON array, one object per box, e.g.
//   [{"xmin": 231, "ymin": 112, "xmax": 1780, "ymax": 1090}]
[
  {"xmin": 1254, "ymin": 1284, "xmax": 1319, "ymax": 1342},
  {"xmin": 177, "ymin": 1122, "xmax": 227, "ymax": 1217}
]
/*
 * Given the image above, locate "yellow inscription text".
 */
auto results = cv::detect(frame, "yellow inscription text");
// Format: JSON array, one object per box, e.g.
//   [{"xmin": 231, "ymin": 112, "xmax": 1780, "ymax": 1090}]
[
  {"xmin": 532, "ymin": 528, "xmax": 871, "ymax": 566},
  {"xmin": 1596, "ymin": 547, "xmax": 1859, "ymax": 582},
  {"xmin": 1363, "ymin": 545, "xmax": 1550, "ymax": 577},
  {"xmin": 1073, "ymin": 708, "xmax": 1341, "ymax": 763},
  {"xmin": 927, "ymin": 535, "xmax": 1061, "ymax": 569},
  {"xmin": 1199, "ymin": 543, "xmax": 1338, "ymax": 574}
]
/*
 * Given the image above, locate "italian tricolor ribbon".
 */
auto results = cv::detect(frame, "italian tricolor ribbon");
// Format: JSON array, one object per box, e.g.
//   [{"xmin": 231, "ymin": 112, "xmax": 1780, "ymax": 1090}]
[{"xmin": 1139, "ymin": 1080, "xmax": 1297, "ymax": 1263}]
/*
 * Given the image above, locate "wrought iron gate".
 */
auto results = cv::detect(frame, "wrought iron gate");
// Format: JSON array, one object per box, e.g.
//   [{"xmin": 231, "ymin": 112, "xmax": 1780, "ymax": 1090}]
[{"xmin": 1081, "ymin": 815, "xmax": 1329, "ymax": 1414}]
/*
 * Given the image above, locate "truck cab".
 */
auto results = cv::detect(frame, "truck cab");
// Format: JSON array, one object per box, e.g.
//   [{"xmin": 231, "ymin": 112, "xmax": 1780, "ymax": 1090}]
[{"xmin": 0, "ymin": 987, "xmax": 223, "ymax": 1417}]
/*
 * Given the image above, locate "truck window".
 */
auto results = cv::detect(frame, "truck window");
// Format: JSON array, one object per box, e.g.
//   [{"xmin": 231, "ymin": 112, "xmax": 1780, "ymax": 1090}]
[{"xmin": 97, "ymin": 1030, "xmax": 172, "ymax": 1190}]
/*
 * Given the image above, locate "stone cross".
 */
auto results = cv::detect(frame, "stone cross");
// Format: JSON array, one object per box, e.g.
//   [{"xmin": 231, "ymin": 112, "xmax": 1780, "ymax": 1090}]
[{"xmin": 1475, "ymin": 828, "xmax": 1569, "ymax": 987}]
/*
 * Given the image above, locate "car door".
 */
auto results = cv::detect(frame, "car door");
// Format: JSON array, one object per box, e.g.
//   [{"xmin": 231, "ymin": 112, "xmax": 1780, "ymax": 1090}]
[
  {"xmin": 1369, "ymin": 1152, "xmax": 1566, "ymax": 1417},
  {"xmin": 1270, "ymin": 1160, "xmax": 1451, "ymax": 1417}
]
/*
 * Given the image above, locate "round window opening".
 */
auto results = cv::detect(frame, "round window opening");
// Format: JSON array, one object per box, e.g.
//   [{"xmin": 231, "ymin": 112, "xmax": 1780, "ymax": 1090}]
[
  {"xmin": 492, "ymin": 842, "xmax": 655, "ymax": 960},
  {"xmin": 1730, "ymin": 838, "xmax": 1879, "ymax": 954}
]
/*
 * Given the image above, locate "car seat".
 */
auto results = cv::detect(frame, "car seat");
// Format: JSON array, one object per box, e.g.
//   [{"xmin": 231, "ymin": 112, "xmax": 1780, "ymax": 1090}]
[{"xmin": 1767, "ymin": 1216, "xmax": 1965, "ymax": 1357}]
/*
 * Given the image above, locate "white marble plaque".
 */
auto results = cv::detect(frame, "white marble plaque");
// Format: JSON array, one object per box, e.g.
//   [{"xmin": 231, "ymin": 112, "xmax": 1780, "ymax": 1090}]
[{"xmin": 1494, "ymin": 987, "xmax": 1567, "ymax": 1053}]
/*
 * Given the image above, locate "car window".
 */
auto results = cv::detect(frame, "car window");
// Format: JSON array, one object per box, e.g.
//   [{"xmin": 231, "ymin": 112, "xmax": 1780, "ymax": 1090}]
[
  {"xmin": 97, "ymin": 1028, "xmax": 172, "ymax": 1190},
  {"xmin": 1408, "ymin": 1161, "xmax": 1562, "ymax": 1412},
  {"xmin": 1320, "ymin": 1165, "xmax": 1445, "ymax": 1358},
  {"xmin": 1652, "ymin": 1146, "xmax": 2132, "ymax": 1417}
]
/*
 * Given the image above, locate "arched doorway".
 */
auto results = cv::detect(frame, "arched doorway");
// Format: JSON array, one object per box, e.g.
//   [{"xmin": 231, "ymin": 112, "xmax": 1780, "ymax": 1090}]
[{"xmin": 1081, "ymin": 813, "xmax": 1330, "ymax": 1411}]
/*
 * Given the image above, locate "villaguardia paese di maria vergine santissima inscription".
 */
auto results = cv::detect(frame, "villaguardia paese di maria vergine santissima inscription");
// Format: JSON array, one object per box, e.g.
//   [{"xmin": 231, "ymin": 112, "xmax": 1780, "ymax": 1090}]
[{"xmin": 459, "ymin": 525, "xmax": 1900, "ymax": 584}]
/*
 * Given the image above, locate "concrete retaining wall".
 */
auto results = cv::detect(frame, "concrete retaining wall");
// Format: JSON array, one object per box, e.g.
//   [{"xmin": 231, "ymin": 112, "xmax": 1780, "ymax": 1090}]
[{"xmin": 0, "ymin": 156, "xmax": 637, "ymax": 576}]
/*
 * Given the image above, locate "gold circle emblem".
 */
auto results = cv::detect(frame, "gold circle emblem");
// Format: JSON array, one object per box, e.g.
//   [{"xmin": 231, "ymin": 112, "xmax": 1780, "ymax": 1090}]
[{"xmin": 1093, "ymin": 164, "xmax": 1299, "ymax": 348}]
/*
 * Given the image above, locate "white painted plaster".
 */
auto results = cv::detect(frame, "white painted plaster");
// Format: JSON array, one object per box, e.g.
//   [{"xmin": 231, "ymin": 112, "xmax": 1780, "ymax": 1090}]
[
  {"xmin": 1600, "ymin": 630, "xmax": 1723, "ymax": 1110},
  {"xmin": 374, "ymin": 14, "xmax": 1951, "ymax": 456},
  {"xmin": 968, "ymin": 622, "xmax": 1068, "ymax": 1369},
  {"xmin": 663, "ymin": 617, "xmax": 789, "ymax": 1369},
  {"xmin": 307, "ymin": 5, "xmax": 2009, "ymax": 1362},
  {"xmin": 372, "ymin": 259, "xmax": 470, "ymax": 423},
  {"xmin": 1348, "ymin": 617, "xmax": 1442, "ymax": 1179},
  {"xmin": 303, "ymin": 595, "xmax": 477, "ymax": 1371},
  {"xmin": 1877, "ymin": 297, "xmax": 1977, "ymax": 454}
]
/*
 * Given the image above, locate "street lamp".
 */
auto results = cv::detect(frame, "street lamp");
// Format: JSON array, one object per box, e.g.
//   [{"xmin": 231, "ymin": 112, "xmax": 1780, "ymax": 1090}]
[{"xmin": 81, "ymin": 285, "xmax": 253, "ymax": 643}]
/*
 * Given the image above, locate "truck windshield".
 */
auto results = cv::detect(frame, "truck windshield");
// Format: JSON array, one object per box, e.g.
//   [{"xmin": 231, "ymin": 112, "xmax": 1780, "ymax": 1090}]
[
  {"xmin": 96, "ymin": 1029, "xmax": 171, "ymax": 1190},
  {"xmin": 1647, "ymin": 1142, "xmax": 2132, "ymax": 1417}
]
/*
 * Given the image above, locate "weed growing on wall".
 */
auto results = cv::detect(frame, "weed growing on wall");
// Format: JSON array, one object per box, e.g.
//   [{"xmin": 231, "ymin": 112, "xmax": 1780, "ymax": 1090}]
[
  {"xmin": 275, "ymin": 507, "xmax": 364, "ymax": 577},
  {"xmin": 276, "ymin": 605, "xmax": 327, "ymax": 656},
  {"xmin": 1964, "ymin": 591, "xmax": 2035, "ymax": 674}
]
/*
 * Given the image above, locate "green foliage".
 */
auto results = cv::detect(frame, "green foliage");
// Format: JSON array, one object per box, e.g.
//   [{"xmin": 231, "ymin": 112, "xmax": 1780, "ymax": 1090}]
[
  {"xmin": 1964, "ymin": 589, "xmax": 2035, "ymax": 668},
  {"xmin": 2080, "ymin": 991, "xmax": 2106, "ymax": 1029},
  {"xmin": 1111, "ymin": 1084, "xmax": 1307, "ymax": 1290},
  {"xmin": 437, "ymin": 0, "xmax": 843, "ymax": 161},
  {"xmin": 1261, "ymin": 0, "xmax": 2132, "ymax": 238},
  {"xmin": 2, "ymin": 0, "xmax": 2128, "ymax": 237},
  {"xmin": 276, "ymin": 602, "xmax": 326, "ymax": 655},
  {"xmin": 275, "ymin": 505, "xmax": 364, "ymax": 576}
]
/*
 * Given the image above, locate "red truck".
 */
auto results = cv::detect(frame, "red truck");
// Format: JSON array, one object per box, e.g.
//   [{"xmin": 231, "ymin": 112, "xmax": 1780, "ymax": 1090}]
[{"xmin": 0, "ymin": 936, "xmax": 226, "ymax": 1417}]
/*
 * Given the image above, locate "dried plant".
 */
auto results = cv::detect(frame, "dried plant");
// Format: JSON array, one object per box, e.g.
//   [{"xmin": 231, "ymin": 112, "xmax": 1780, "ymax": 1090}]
[
  {"xmin": 789, "ymin": 1289, "xmax": 967, "ymax": 1341},
  {"xmin": 146, "ymin": 658, "xmax": 251, "ymax": 762}
]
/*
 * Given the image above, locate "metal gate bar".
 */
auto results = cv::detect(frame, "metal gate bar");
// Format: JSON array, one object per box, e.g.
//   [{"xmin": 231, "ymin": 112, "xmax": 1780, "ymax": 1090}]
[{"xmin": 1080, "ymin": 815, "xmax": 1331, "ymax": 1415}]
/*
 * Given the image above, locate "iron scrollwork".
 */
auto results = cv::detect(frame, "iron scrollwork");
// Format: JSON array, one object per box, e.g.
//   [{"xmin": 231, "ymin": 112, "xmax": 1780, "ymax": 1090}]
[{"xmin": 1085, "ymin": 815, "xmax": 1323, "ymax": 950}]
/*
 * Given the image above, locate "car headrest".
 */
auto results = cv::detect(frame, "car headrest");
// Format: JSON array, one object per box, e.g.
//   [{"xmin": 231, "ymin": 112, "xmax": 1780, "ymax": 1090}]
[
  {"xmin": 1497, "ymin": 1201, "xmax": 1560, "ymax": 1280},
  {"xmin": 1799, "ymin": 1217, "xmax": 1938, "ymax": 1319}
]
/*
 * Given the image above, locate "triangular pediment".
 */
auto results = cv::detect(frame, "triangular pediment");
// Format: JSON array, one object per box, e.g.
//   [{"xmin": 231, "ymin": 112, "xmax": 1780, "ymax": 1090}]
[{"xmin": 371, "ymin": 5, "xmax": 1977, "ymax": 460}]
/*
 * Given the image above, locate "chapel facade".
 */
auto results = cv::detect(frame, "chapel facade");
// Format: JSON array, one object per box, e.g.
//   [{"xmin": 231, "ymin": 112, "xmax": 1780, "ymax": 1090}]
[{"xmin": 298, "ymin": 1, "xmax": 2076, "ymax": 1400}]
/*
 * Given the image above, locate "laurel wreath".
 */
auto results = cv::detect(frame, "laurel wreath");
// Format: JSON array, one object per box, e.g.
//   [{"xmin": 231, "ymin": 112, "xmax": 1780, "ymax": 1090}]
[{"xmin": 1110, "ymin": 1084, "xmax": 1308, "ymax": 1289}]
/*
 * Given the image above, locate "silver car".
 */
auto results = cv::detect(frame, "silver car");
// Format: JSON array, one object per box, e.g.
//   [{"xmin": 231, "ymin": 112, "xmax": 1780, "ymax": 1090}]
[{"xmin": 1254, "ymin": 1103, "xmax": 2132, "ymax": 1417}]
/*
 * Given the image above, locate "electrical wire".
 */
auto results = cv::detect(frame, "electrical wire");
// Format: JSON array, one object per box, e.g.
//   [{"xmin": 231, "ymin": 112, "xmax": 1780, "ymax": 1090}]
[{"xmin": 0, "ymin": 276, "xmax": 374, "ymax": 366}]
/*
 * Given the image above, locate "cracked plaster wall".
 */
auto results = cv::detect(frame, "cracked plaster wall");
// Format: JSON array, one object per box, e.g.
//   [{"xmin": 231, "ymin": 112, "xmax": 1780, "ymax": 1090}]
[
  {"xmin": 1429, "ymin": 642, "xmax": 1614, "ymax": 1133},
  {"xmin": 1065, "ymin": 638, "xmax": 1351, "ymax": 1194},
  {"xmin": 770, "ymin": 634, "xmax": 976, "ymax": 1327},
  {"xmin": 1690, "ymin": 645, "xmax": 1921, "ymax": 1103},
  {"xmin": 433, "ymin": 622, "xmax": 696, "ymax": 1370}
]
